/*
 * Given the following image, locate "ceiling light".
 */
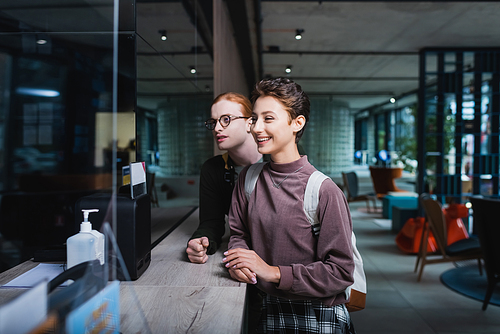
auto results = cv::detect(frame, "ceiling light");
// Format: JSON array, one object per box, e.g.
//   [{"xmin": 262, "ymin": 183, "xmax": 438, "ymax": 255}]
[
  {"xmin": 16, "ymin": 87, "xmax": 60, "ymax": 97},
  {"xmin": 285, "ymin": 65, "xmax": 292, "ymax": 74},
  {"xmin": 36, "ymin": 39, "xmax": 47, "ymax": 45},
  {"xmin": 390, "ymin": 97, "xmax": 396, "ymax": 103},
  {"xmin": 295, "ymin": 29, "xmax": 304, "ymax": 40},
  {"xmin": 190, "ymin": 67, "xmax": 196, "ymax": 74},
  {"xmin": 158, "ymin": 29, "xmax": 167, "ymax": 41}
]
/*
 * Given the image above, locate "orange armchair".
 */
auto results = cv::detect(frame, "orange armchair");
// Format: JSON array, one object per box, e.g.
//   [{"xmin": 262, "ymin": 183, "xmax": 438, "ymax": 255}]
[{"xmin": 369, "ymin": 166, "xmax": 407, "ymax": 199}]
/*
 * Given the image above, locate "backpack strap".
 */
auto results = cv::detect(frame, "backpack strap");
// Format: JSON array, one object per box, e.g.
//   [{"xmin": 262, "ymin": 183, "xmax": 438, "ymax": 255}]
[
  {"xmin": 303, "ymin": 170, "xmax": 329, "ymax": 236},
  {"xmin": 303, "ymin": 170, "xmax": 367, "ymax": 311},
  {"xmin": 244, "ymin": 162, "xmax": 267, "ymax": 201}
]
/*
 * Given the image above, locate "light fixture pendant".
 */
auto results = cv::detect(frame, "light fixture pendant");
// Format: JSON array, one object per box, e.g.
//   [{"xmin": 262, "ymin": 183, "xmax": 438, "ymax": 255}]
[
  {"xmin": 158, "ymin": 29, "xmax": 167, "ymax": 41},
  {"xmin": 295, "ymin": 29, "xmax": 304, "ymax": 40}
]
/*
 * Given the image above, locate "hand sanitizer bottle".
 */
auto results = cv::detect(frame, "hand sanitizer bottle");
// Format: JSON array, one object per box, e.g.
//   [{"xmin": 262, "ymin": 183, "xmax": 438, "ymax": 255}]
[{"xmin": 66, "ymin": 209, "xmax": 105, "ymax": 269}]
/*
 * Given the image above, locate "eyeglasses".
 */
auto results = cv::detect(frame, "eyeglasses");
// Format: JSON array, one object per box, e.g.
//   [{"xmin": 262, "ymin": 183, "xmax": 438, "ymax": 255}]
[{"xmin": 204, "ymin": 115, "xmax": 250, "ymax": 130}]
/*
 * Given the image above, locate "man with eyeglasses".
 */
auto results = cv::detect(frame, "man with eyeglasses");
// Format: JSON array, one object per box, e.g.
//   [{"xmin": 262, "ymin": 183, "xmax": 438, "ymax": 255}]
[{"xmin": 186, "ymin": 92, "xmax": 262, "ymax": 266}]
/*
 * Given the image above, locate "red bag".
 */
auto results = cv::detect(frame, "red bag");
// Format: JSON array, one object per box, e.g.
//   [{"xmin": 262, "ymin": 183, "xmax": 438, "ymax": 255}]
[
  {"xmin": 396, "ymin": 217, "xmax": 437, "ymax": 254},
  {"xmin": 444, "ymin": 204, "xmax": 469, "ymax": 244},
  {"xmin": 396, "ymin": 204, "xmax": 470, "ymax": 254}
]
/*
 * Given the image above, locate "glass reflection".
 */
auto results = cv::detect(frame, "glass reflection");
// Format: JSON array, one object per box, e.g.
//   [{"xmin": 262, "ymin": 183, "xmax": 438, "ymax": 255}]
[
  {"xmin": 0, "ymin": 0, "xmax": 215, "ymax": 273},
  {"xmin": 0, "ymin": 0, "xmax": 135, "ymax": 273},
  {"xmin": 135, "ymin": 1, "xmax": 213, "ymax": 246}
]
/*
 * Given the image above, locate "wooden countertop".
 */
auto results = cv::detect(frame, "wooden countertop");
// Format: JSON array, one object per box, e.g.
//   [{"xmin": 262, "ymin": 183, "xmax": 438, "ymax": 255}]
[
  {"xmin": 120, "ymin": 208, "xmax": 246, "ymax": 333},
  {"xmin": 0, "ymin": 208, "xmax": 247, "ymax": 333}
]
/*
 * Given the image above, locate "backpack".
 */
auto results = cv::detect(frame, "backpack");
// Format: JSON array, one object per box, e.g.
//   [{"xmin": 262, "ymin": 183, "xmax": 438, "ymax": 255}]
[{"xmin": 244, "ymin": 162, "xmax": 366, "ymax": 312}]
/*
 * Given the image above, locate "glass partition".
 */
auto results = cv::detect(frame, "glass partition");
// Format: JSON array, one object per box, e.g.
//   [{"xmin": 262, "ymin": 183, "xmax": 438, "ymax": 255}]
[
  {"xmin": 0, "ymin": 0, "xmax": 136, "ymax": 273},
  {"xmin": 135, "ymin": 1, "xmax": 213, "ymax": 246},
  {"xmin": 0, "ymin": 0, "xmax": 216, "ymax": 275}
]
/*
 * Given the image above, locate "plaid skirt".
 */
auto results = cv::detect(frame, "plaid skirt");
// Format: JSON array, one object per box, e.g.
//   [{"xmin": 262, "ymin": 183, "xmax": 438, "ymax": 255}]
[{"xmin": 255, "ymin": 294, "xmax": 356, "ymax": 334}]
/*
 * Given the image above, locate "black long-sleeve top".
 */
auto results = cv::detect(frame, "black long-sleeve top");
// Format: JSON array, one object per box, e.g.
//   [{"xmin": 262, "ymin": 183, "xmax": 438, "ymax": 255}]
[{"xmin": 190, "ymin": 154, "xmax": 234, "ymax": 254}]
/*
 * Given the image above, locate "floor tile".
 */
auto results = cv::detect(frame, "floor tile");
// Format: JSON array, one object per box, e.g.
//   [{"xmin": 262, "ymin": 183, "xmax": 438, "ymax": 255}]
[
  {"xmin": 418, "ymin": 308, "xmax": 500, "ymax": 333},
  {"xmin": 350, "ymin": 308, "xmax": 434, "ymax": 333}
]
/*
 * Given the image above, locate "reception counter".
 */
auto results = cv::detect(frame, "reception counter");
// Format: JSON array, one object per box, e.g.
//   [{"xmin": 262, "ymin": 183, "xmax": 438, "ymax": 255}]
[{"xmin": 0, "ymin": 208, "xmax": 247, "ymax": 333}]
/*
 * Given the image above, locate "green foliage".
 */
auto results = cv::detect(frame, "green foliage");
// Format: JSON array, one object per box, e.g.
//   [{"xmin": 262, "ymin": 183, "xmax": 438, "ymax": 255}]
[
  {"xmin": 394, "ymin": 105, "xmax": 418, "ymax": 173},
  {"xmin": 425, "ymin": 102, "xmax": 456, "ymax": 173}
]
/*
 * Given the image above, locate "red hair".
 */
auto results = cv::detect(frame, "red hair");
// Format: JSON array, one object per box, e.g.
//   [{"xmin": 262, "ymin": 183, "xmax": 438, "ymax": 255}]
[{"xmin": 212, "ymin": 92, "xmax": 252, "ymax": 117}]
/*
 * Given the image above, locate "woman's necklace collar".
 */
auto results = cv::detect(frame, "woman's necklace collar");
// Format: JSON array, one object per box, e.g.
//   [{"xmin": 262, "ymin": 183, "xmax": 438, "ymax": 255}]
[{"xmin": 268, "ymin": 164, "xmax": 305, "ymax": 189}]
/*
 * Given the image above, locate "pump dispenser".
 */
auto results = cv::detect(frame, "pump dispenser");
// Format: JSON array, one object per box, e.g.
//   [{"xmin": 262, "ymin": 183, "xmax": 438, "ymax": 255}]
[{"xmin": 66, "ymin": 209, "xmax": 105, "ymax": 269}]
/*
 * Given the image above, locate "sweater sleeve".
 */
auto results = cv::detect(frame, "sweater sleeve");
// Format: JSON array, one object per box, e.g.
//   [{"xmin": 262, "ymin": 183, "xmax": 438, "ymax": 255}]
[
  {"xmin": 276, "ymin": 180, "xmax": 354, "ymax": 303},
  {"xmin": 190, "ymin": 157, "xmax": 231, "ymax": 255},
  {"xmin": 228, "ymin": 166, "xmax": 251, "ymax": 251}
]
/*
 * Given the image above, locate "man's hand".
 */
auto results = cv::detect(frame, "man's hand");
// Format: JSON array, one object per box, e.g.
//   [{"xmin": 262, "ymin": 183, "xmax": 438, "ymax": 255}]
[{"xmin": 186, "ymin": 237, "xmax": 210, "ymax": 263}]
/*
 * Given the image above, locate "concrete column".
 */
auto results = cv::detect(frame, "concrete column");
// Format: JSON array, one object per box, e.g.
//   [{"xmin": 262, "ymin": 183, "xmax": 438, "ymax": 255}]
[
  {"xmin": 212, "ymin": 0, "xmax": 250, "ymax": 155},
  {"xmin": 213, "ymin": 0, "xmax": 249, "ymax": 97}
]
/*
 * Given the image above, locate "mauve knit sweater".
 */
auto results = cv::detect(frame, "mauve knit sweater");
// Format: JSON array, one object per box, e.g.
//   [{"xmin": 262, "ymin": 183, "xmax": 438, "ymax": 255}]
[{"xmin": 228, "ymin": 155, "xmax": 354, "ymax": 307}]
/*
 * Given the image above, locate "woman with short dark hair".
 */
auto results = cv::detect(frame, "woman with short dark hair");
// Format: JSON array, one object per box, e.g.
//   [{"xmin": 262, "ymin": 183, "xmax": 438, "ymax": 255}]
[{"xmin": 224, "ymin": 78, "xmax": 356, "ymax": 333}]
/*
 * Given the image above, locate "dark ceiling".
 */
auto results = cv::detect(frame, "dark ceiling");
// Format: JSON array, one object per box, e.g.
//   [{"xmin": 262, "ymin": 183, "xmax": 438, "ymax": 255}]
[
  {"xmin": 1, "ymin": 1, "xmax": 499, "ymax": 113},
  {"xmin": 136, "ymin": 0, "xmax": 500, "ymax": 112}
]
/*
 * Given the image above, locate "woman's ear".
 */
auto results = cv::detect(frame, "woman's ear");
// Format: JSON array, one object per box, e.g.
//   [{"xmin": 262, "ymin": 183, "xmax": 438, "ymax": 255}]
[
  {"xmin": 292, "ymin": 115, "xmax": 306, "ymax": 133},
  {"xmin": 246, "ymin": 118, "xmax": 252, "ymax": 133}
]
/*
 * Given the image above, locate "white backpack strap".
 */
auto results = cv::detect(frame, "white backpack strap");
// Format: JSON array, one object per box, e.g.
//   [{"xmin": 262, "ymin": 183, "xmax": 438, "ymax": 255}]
[
  {"xmin": 303, "ymin": 171, "xmax": 367, "ymax": 311},
  {"xmin": 244, "ymin": 162, "xmax": 266, "ymax": 201},
  {"xmin": 303, "ymin": 170, "xmax": 329, "ymax": 236},
  {"xmin": 345, "ymin": 232, "xmax": 366, "ymax": 296},
  {"xmin": 345, "ymin": 231, "xmax": 367, "ymax": 311}
]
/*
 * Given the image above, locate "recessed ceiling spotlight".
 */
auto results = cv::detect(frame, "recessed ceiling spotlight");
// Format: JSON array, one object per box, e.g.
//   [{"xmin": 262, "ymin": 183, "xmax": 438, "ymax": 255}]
[
  {"xmin": 36, "ymin": 39, "xmax": 47, "ymax": 45},
  {"xmin": 295, "ymin": 29, "xmax": 304, "ymax": 40},
  {"xmin": 285, "ymin": 65, "xmax": 292, "ymax": 74},
  {"xmin": 158, "ymin": 29, "xmax": 167, "ymax": 41},
  {"xmin": 190, "ymin": 67, "xmax": 197, "ymax": 74},
  {"xmin": 390, "ymin": 97, "xmax": 396, "ymax": 103}
]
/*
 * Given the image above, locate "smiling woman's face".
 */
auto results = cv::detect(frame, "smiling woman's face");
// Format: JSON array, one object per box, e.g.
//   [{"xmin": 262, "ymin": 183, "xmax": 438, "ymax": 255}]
[{"xmin": 251, "ymin": 96, "xmax": 302, "ymax": 161}]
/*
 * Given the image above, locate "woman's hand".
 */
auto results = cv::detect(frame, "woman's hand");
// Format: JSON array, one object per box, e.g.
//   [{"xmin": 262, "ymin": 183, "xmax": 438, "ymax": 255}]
[
  {"xmin": 228, "ymin": 267, "xmax": 257, "ymax": 285},
  {"xmin": 223, "ymin": 248, "xmax": 281, "ymax": 284}
]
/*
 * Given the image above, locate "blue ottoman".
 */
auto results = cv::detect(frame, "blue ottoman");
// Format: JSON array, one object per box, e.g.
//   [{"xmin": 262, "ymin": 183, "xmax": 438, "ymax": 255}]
[
  {"xmin": 382, "ymin": 193, "xmax": 418, "ymax": 219},
  {"xmin": 392, "ymin": 207, "xmax": 419, "ymax": 233}
]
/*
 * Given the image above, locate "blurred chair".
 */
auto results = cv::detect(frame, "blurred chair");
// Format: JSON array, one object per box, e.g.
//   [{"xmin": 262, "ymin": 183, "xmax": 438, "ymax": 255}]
[
  {"xmin": 342, "ymin": 172, "xmax": 377, "ymax": 212},
  {"xmin": 469, "ymin": 196, "xmax": 500, "ymax": 310},
  {"xmin": 416, "ymin": 197, "xmax": 482, "ymax": 281},
  {"xmin": 414, "ymin": 193, "xmax": 433, "ymax": 273},
  {"xmin": 368, "ymin": 166, "xmax": 407, "ymax": 199}
]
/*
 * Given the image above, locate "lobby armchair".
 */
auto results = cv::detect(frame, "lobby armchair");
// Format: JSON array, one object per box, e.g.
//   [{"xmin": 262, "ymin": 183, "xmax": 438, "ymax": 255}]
[
  {"xmin": 368, "ymin": 166, "xmax": 407, "ymax": 199},
  {"xmin": 469, "ymin": 196, "xmax": 500, "ymax": 310},
  {"xmin": 416, "ymin": 197, "xmax": 482, "ymax": 281},
  {"xmin": 342, "ymin": 172, "xmax": 378, "ymax": 212}
]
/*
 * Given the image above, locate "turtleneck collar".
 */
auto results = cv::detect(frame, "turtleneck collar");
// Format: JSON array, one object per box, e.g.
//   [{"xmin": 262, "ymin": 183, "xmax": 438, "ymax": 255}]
[{"xmin": 269, "ymin": 155, "xmax": 309, "ymax": 174}]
